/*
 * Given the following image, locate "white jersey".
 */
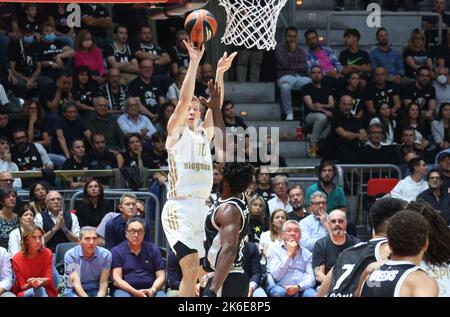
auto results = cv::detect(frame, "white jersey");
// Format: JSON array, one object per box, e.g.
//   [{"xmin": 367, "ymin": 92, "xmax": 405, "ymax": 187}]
[
  {"xmin": 167, "ymin": 126, "xmax": 213, "ymax": 200},
  {"xmin": 421, "ymin": 261, "xmax": 450, "ymax": 297}
]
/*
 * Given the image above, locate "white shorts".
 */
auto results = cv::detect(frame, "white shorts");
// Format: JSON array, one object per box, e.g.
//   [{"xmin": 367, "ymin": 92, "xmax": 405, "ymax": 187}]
[{"xmin": 161, "ymin": 197, "xmax": 209, "ymax": 258}]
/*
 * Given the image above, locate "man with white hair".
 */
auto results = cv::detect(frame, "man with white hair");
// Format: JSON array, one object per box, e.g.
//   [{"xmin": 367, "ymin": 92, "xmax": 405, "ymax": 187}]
[
  {"xmin": 312, "ymin": 210, "xmax": 359, "ymax": 284},
  {"xmin": 35, "ymin": 191, "xmax": 80, "ymax": 252},
  {"xmin": 268, "ymin": 175, "xmax": 292, "ymax": 215},
  {"xmin": 117, "ymin": 97, "xmax": 157, "ymax": 142},
  {"xmin": 300, "ymin": 191, "xmax": 331, "ymax": 252},
  {"xmin": 266, "ymin": 220, "xmax": 316, "ymax": 297}
]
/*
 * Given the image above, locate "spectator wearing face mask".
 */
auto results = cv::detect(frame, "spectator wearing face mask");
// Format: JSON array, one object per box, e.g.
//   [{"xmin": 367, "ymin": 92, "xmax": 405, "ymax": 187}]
[{"xmin": 433, "ymin": 66, "xmax": 450, "ymax": 113}]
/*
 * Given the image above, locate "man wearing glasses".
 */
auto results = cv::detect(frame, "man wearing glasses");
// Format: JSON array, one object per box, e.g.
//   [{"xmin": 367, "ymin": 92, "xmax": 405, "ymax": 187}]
[
  {"xmin": 417, "ymin": 168, "xmax": 450, "ymax": 225},
  {"xmin": 312, "ymin": 209, "xmax": 359, "ymax": 285},
  {"xmin": 267, "ymin": 175, "xmax": 292, "ymax": 215},
  {"xmin": 111, "ymin": 218, "xmax": 166, "ymax": 297},
  {"xmin": 300, "ymin": 191, "xmax": 331, "ymax": 252}
]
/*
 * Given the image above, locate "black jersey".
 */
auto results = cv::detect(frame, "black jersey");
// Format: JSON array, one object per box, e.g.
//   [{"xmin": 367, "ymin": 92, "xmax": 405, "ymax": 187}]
[
  {"xmin": 328, "ymin": 238, "xmax": 386, "ymax": 297},
  {"xmin": 204, "ymin": 195, "xmax": 249, "ymax": 272},
  {"xmin": 360, "ymin": 261, "xmax": 421, "ymax": 297}
]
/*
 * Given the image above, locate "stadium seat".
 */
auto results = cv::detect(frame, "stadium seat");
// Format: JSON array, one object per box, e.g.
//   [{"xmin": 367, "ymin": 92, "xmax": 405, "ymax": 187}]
[
  {"xmin": 54, "ymin": 242, "xmax": 78, "ymax": 275},
  {"xmin": 367, "ymin": 178, "xmax": 400, "ymax": 197}
]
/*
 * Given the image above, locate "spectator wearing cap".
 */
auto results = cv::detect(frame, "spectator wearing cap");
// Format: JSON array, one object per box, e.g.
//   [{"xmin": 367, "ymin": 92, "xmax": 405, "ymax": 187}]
[
  {"xmin": 0, "ymin": 136, "xmax": 21, "ymax": 189},
  {"xmin": 417, "ymin": 169, "xmax": 450, "ymax": 225},
  {"xmin": 436, "ymin": 149, "xmax": 450, "ymax": 194}
]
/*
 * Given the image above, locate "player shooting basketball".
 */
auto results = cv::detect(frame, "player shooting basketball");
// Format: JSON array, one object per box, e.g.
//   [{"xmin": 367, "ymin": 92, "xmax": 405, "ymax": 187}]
[{"xmin": 161, "ymin": 37, "xmax": 237, "ymax": 297}]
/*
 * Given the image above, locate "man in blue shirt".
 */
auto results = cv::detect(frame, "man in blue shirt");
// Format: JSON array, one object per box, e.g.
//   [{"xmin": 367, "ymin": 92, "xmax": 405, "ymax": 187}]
[
  {"xmin": 105, "ymin": 193, "xmax": 151, "ymax": 250},
  {"xmin": 111, "ymin": 218, "xmax": 165, "ymax": 297},
  {"xmin": 266, "ymin": 220, "xmax": 316, "ymax": 297},
  {"xmin": 369, "ymin": 28, "xmax": 404, "ymax": 85},
  {"xmin": 64, "ymin": 226, "xmax": 112, "ymax": 297},
  {"xmin": 300, "ymin": 191, "xmax": 331, "ymax": 252}
]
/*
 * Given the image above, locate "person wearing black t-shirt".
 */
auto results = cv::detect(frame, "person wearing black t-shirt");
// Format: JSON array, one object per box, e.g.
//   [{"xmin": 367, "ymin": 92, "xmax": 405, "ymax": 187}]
[
  {"xmin": 361, "ymin": 123, "xmax": 402, "ymax": 165},
  {"xmin": 104, "ymin": 25, "xmax": 138, "ymax": 85},
  {"xmin": 145, "ymin": 132, "xmax": 168, "ymax": 187},
  {"xmin": 128, "ymin": 59, "xmax": 165, "ymax": 121},
  {"xmin": 72, "ymin": 66, "xmax": 98, "ymax": 117},
  {"xmin": 330, "ymin": 95, "xmax": 367, "ymax": 163},
  {"xmin": 99, "ymin": 68, "xmax": 127, "ymax": 113},
  {"xmin": 303, "ymin": 66, "xmax": 335, "ymax": 158},
  {"xmin": 53, "ymin": 101, "xmax": 91, "ymax": 158},
  {"xmin": 337, "ymin": 72, "xmax": 372, "ymax": 120},
  {"xmin": 61, "ymin": 138, "xmax": 88, "ymax": 189},
  {"xmin": 38, "ymin": 22, "xmax": 73, "ymax": 81},
  {"xmin": 194, "ymin": 63, "xmax": 213, "ymax": 99},
  {"xmin": 222, "ymin": 100, "xmax": 248, "ymax": 141},
  {"xmin": 287, "ymin": 186, "xmax": 309, "ymax": 222},
  {"xmin": 18, "ymin": 4, "xmax": 41, "ymax": 36},
  {"xmin": 400, "ymin": 66, "xmax": 436, "ymax": 121},
  {"xmin": 366, "ymin": 67, "xmax": 401, "ymax": 116},
  {"xmin": 169, "ymin": 30, "xmax": 189, "ymax": 78},
  {"xmin": 312, "ymin": 210, "xmax": 359, "ymax": 284},
  {"xmin": 80, "ymin": 4, "xmax": 112, "ymax": 49},
  {"xmin": 47, "ymin": 3, "xmax": 75, "ymax": 48},
  {"xmin": 0, "ymin": 111, "xmax": 13, "ymax": 141},
  {"xmin": 122, "ymin": 133, "xmax": 152, "ymax": 168},
  {"xmin": 255, "ymin": 166, "xmax": 273, "ymax": 202},
  {"xmin": 85, "ymin": 132, "xmax": 124, "ymax": 185},
  {"xmin": 133, "ymin": 25, "xmax": 171, "ymax": 82},
  {"xmin": 8, "ymin": 26, "xmax": 50, "ymax": 99},
  {"xmin": 339, "ymin": 29, "xmax": 371, "ymax": 86},
  {"xmin": 147, "ymin": 132, "xmax": 168, "ymax": 170},
  {"xmin": 39, "ymin": 72, "xmax": 72, "ymax": 113},
  {"xmin": 402, "ymin": 29, "xmax": 433, "ymax": 80},
  {"xmin": 75, "ymin": 179, "xmax": 113, "ymax": 228}
]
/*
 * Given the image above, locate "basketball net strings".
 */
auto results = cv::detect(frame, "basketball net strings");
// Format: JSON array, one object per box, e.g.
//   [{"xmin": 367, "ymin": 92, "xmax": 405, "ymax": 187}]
[{"xmin": 219, "ymin": 0, "xmax": 288, "ymax": 51}]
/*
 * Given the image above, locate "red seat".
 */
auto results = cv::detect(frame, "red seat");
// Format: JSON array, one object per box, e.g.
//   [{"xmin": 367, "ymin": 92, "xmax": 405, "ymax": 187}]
[{"xmin": 367, "ymin": 178, "xmax": 400, "ymax": 197}]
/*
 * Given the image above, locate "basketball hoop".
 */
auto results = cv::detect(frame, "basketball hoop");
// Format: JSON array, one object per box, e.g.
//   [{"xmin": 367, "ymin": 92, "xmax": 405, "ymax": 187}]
[{"xmin": 219, "ymin": 0, "xmax": 288, "ymax": 51}]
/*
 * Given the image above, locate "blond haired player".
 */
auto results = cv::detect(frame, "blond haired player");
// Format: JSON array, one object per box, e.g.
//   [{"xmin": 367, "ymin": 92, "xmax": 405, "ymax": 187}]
[{"xmin": 161, "ymin": 38, "xmax": 236, "ymax": 297}]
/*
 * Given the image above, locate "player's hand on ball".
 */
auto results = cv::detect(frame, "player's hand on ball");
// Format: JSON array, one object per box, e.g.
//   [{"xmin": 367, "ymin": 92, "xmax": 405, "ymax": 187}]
[{"xmin": 184, "ymin": 39, "xmax": 205, "ymax": 64}]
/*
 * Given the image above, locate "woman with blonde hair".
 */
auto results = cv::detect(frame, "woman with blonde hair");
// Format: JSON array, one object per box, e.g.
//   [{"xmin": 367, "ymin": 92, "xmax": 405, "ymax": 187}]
[
  {"xmin": 248, "ymin": 195, "xmax": 269, "ymax": 245},
  {"xmin": 12, "ymin": 224, "xmax": 57, "ymax": 297},
  {"xmin": 259, "ymin": 209, "xmax": 288, "ymax": 258},
  {"xmin": 403, "ymin": 29, "xmax": 433, "ymax": 81}
]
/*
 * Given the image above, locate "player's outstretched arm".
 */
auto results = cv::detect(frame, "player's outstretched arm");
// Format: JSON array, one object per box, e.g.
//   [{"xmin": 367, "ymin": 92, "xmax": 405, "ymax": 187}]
[
  {"xmin": 200, "ymin": 80, "xmax": 226, "ymax": 162},
  {"xmin": 206, "ymin": 205, "xmax": 242, "ymax": 296},
  {"xmin": 316, "ymin": 267, "xmax": 333, "ymax": 297},
  {"xmin": 167, "ymin": 40, "xmax": 205, "ymax": 138},
  {"xmin": 203, "ymin": 52, "xmax": 238, "ymax": 134}
]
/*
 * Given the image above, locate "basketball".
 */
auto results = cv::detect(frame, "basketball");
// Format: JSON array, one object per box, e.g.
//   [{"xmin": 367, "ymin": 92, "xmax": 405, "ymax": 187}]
[{"xmin": 184, "ymin": 9, "xmax": 218, "ymax": 47}]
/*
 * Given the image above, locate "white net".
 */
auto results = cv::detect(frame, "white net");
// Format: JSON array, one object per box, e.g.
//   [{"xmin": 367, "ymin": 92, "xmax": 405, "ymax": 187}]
[{"xmin": 219, "ymin": 0, "xmax": 288, "ymax": 51}]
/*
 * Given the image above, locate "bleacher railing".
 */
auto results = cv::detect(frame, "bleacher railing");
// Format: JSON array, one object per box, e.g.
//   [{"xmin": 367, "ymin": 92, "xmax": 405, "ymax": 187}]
[
  {"xmin": 11, "ymin": 164, "xmax": 402, "ymax": 238},
  {"xmin": 335, "ymin": 164, "xmax": 403, "ymax": 230}
]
